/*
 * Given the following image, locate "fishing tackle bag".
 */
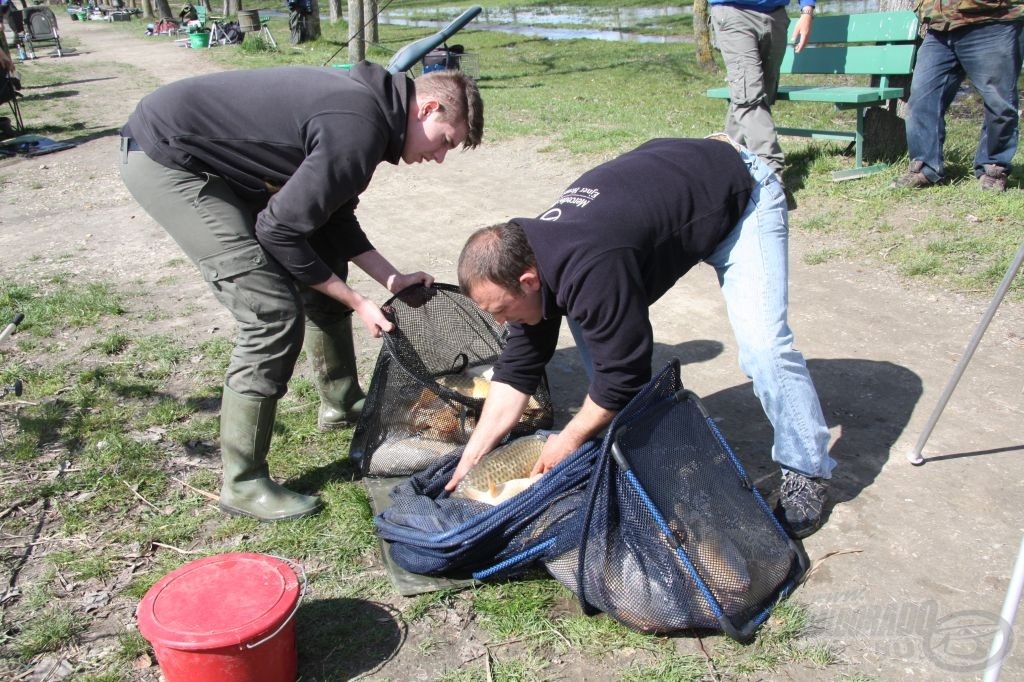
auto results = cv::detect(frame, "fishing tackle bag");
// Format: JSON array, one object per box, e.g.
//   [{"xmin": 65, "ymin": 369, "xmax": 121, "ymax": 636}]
[
  {"xmin": 351, "ymin": 284, "xmax": 554, "ymax": 477},
  {"xmin": 547, "ymin": 361, "xmax": 808, "ymax": 642}
]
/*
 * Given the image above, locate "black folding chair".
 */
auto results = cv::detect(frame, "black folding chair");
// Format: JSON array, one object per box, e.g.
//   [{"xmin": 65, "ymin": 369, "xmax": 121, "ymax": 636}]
[
  {"xmin": 0, "ymin": 72, "xmax": 25, "ymax": 134},
  {"xmin": 22, "ymin": 7, "xmax": 63, "ymax": 58}
]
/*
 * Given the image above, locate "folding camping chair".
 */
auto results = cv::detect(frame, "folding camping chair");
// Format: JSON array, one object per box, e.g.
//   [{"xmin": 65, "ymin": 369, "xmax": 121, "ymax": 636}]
[
  {"xmin": 0, "ymin": 71, "xmax": 24, "ymax": 135},
  {"xmin": 238, "ymin": 10, "xmax": 276, "ymax": 49},
  {"xmin": 22, "ymin": 7, "xmax": 63, "ymax": 58}
]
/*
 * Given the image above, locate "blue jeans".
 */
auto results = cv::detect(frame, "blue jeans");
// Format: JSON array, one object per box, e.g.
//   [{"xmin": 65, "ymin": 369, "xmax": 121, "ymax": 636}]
[
  {"xmin": 571, "ymin": 147, "xmax": 835, "ymax": 479},
  {"xmin": 906, "ymin": 21, "xmax": 1023, "ymax": 182}
]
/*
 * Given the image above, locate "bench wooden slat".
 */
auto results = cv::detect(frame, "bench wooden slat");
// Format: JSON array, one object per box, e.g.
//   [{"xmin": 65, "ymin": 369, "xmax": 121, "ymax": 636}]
[
  {"xmin": 778, "ymin": 85, "xmax": 907, "ymax": 103},
  {"xmin": 782, "ymin": 43, "xmax": 917, "ymax": 76},
  {"xmin": 790, "ymin": 10, "xmax": 919, "ymax": 44},
  {"xmin": 706, "ymin": 84, "xmax": 905, "ymax": 103}
]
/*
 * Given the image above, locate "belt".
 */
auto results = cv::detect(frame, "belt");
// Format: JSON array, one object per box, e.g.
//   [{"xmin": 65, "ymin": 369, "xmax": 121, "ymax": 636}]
[{"xmin": 120, "ymin": 137, "xmax": 142, "ymax": 152}]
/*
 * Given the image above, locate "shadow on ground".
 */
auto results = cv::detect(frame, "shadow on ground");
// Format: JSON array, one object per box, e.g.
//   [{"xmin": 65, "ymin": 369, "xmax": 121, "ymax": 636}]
[
  {"xmin": 296, "ymin": 598, "xmax": 405, "ymax": 679},
  {"xmin": 549, "ymin": 342, "xmax": 923, "ymax": 511}
]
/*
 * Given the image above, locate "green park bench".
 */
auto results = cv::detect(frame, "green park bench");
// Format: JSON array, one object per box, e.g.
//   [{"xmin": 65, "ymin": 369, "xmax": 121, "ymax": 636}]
[{"xmin": 706, "ymin": 10, "xmax": 920, "ymax": 181}]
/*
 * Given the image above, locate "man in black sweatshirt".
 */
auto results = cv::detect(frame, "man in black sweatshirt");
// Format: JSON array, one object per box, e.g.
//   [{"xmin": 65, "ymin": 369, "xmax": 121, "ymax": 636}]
[
  {"xmin": 449, "ymin": 136, "xmax": 834, "ymax": 539},
  {"xmin": 120, "ymin": 62, "xmax": 483, "ymax": 522}
]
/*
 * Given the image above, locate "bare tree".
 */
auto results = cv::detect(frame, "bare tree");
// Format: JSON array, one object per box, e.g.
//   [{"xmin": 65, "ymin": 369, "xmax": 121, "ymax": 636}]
[
  {"xmin": 153, "ymin": 0, "xmax": 173, "ymax": 20},
  {"xmin": 327, "ymin": 0, "xmax": 341, "ymax": 24},
  {"xmin": 863, "ymin": 0, "xmax": 917, "ymax": 162},
  {"xmin": 365, "ymin": 0, "xmax": 378, "ymax": 44},
  {"xmin": 307, "ymin": 0, "xmax": 322, "ymax": 39},
  {"xmin": 347, "ymin": 0, "xmax": 364, "ymax": 62},
  {"xmin": 693, "ymin": 0, "xmax": 717, "ymax": 71}
]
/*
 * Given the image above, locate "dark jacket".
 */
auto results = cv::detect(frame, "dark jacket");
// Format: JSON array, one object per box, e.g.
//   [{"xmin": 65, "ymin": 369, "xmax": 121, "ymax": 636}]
[
  {"xmin": 122, "ymin": 62, "xmax": 410, "ymax": 285},
  {"xmin": 493, "ymin": 138, "xmax": 754, "ymax": 411}
]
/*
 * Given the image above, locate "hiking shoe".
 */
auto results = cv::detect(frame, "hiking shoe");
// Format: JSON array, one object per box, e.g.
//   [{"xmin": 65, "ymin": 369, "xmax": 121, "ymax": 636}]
[
  {"xmin": 890, "ymin": 160, "xmax": 933, "ymax": 189},
  {"xmin": 978, "ymin": 164, "xmax": 1007, "ymax": 192},
  {"xmin": 778, "ymin": 469, "xmax": 827, "ymax": 539}
]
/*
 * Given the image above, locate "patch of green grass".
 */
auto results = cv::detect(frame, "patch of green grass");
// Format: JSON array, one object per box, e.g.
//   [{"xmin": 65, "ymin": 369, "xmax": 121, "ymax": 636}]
[
  {"xmin": 0, "ymin": 278, "xmax": 125, "ymax": 337},
  {"xmin": 404, "ymin": 588, "xmax": 459, "ymax": 621},
  {"xmin": 14, "ymin": 607, "xmax": 87, "ymax": 659},
  {"xmin": 714, "ymin": 599, "xmax": 837, "ymax": 675},
  {"xmin": 472, "ymin": 579, "xmax": 566, "ymax": 643},
  {"xmin": 490, "ymin": 653, "xmax": 550, "ymax": 681},
  {"xmin": 803, "ymin": 249, "xmax": 841, "ymax": 266},
  {"xmin": 622, "ymin": 653, "xmax": 707, "ymax": 682}
]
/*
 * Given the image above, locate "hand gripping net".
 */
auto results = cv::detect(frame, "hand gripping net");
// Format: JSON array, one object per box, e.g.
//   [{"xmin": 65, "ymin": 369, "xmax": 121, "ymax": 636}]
[{"xmin": 351, "ymin": 284, "xmax": 554, "ymax": 477}]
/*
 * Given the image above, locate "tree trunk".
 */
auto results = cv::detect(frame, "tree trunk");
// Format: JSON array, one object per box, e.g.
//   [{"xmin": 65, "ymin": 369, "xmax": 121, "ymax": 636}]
[
  {"xmin": 347, "ymin": 0, "xmax": 364, "ymax": 62},
  {"xmin": 141, "ymin": 0, "xmax": 153, "ymax": 20},
  {"xmin": 307, "ymin": 0, "xmax": 322, "ymax": 39},
  {"xmin": 863, "ymin": 0, "xmax": 917, "ymax": 161},
  {"xmin": 365, "ymin": 0, "xmax": 377, "ymax": 43},
  {"xmin": 693, "ymin": 0, "xmax": 717, "ymax": 71},
  {"xmin": 224, "ymin": 0, "xmax": 240, "ymax": 17},
  {"xmin": 154, "ymin": 0, "xmax": 173, "ymax": 20},
  {"xmin": 328, "ymin": 0, "xmax": 340, "ymax": 24}
]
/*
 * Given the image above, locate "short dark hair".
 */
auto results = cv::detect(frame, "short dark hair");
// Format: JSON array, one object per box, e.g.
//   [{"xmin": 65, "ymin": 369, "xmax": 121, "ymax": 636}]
[
  {"xmin": 458, "ymin": 222, "xmax": 536, "ymax": 294},
  {"xmin": 414, "ymin": 70, "xmax": 484, "ymax": 149}
]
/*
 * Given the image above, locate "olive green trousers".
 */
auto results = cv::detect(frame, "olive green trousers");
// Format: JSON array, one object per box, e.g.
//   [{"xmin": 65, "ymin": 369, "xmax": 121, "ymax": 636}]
[{"xmin": 119, "ymin": 141, "xmax": 353, "ymax": 399}]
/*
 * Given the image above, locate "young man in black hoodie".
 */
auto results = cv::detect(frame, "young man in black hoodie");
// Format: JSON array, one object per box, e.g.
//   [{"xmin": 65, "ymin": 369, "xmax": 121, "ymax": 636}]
[
  {"xmin": 449, "ymin": 136, "xmax": 834, "ymax": 539},
  {"xmin": 120, "ymin": 62, "xmax": 483, "ymax": 522}
]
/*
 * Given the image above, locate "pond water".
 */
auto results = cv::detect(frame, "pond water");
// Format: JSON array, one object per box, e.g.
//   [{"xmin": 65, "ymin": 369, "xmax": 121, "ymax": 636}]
[{"xmin": 379, "ymin": 1, "xmax": 883, "ymax": 43}]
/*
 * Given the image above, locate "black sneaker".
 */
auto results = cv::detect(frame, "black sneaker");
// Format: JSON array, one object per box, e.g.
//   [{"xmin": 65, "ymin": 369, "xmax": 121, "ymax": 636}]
[{"xmin": 777, "ymin": 469, "xmax": 827, "ymax": 539}]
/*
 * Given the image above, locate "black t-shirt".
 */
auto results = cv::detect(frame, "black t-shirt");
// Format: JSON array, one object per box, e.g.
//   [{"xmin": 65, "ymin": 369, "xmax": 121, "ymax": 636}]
[{"xmin": 493, "ymin": 137, "xmax": 754, "ymax": 410}]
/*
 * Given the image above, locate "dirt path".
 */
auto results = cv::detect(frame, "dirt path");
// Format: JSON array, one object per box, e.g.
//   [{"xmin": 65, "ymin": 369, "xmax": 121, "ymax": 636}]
[{"xmin": 2, "ymin": 18, "xmax": 1023, "ymax": 681}]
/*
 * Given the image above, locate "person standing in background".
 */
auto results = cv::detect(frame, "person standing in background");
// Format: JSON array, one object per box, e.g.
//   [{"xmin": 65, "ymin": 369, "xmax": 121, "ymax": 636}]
[
  {"xmin": 890, "ymin": 0, "xmax": 1023, "ymax": 191},
  {"xmin": 709, "ymin": 0, "xmax": 816, "ymax": 208}
]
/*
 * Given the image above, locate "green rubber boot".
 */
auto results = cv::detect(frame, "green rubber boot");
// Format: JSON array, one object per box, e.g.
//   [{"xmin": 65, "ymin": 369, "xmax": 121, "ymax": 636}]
[
  {"xmin": 304, "ymin": 318, "xmax": 366, "ymax": 431},
  {"xmin": 218, "ymin": 385, "xmax": 322, "ymax": 521}
]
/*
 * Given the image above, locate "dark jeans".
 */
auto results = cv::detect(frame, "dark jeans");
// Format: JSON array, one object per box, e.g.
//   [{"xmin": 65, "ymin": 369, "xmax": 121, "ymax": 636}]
[{"xmin": 905, "ymin": 21, "xmax": 1023, "ymax": 182}]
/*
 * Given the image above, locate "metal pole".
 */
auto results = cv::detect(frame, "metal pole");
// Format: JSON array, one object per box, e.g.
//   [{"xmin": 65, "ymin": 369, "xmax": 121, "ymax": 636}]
[
  {"xmin": 907, "ymin": 242, "xmax": 1024, "ymax": 464},
  {"xmin": 982, "ymin": 535, "xmax": 1024, "ymax": 682},
  {"xmin": 0, "ymin": 313, "xmax": 24, "ymax": 345}
]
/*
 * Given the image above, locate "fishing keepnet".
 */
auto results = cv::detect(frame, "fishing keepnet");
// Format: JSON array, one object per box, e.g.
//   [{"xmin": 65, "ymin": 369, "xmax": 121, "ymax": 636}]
[
  {"xmin": 351, "ymin": 284, "xmax": 554, "ymax": 477},
  {"xmin": 549, "ymin": 362, "xmax": 808, "ymax": 642}
]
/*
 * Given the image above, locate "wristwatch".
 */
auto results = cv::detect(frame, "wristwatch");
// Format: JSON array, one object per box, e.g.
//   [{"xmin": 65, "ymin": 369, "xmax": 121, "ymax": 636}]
[{"xmin": 801, "ymin": 5, "xmax": 816, "ymax": 15}]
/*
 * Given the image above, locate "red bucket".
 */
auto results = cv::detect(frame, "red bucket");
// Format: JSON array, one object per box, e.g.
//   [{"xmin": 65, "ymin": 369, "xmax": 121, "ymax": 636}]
[{"xmin": 137, "ymin": 553, "xmax": 303, "ymax": 682}]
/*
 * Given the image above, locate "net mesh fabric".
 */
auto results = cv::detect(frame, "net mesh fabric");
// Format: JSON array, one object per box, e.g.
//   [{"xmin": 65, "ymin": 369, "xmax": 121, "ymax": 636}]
[
  {"xmin": 549, "ymin": 362, "xmax": 804, "ymax": 638},
  {"xmin": 351, "ymin": 284, "xmax": 554, "ymax": 477},
  {"xmin": 373, "ymin": 360, "xmax": 804, "ymax": 640}
]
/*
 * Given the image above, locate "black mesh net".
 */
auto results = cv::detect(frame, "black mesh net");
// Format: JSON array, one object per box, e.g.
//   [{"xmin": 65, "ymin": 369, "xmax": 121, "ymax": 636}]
[
  {"xmin": 351, "ymin": 284, "xmax": 554, "ymax": 477},
  {"xmin": 548, "ymin": 362, "xmax": 806, "ymax": 641}
]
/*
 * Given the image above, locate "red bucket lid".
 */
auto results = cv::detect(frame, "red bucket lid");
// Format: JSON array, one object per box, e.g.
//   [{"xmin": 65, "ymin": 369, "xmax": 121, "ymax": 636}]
[{"xmin": 137, "ymin": 553, "xmax": 300, "ymax": 651}]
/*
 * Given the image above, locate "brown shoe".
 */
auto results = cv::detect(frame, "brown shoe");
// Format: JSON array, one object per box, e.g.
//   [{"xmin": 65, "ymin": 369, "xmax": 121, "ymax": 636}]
[
  {"xmin": 978, "ymin": 164, "xmax": 1007, "ymax": 192},
  {"xmin": 890, "ymin": 160, "xmax": 933, "ymax": 189}
]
